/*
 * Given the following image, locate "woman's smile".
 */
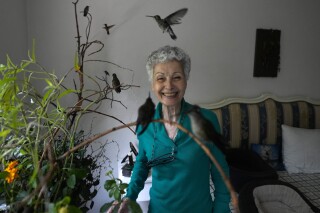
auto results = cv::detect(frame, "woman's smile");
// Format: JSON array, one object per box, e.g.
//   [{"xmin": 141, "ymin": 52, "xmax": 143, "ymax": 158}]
[{"xmin": 162, "ymin": 91, "xmax": 178, "ymax": 98}]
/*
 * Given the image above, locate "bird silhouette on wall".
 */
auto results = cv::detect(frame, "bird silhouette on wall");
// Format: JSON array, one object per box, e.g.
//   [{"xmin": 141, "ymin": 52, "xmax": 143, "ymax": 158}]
[
  {"xmin": 136, "ymin": 93, "xmax": 155, "ymax": 136},
  {"xmin": 112, "ymin": 73, "xmax": 121, "ymax": 93},
  {"xmin": 82, "ymin": 6, "xmax": 89, "ymax": 17},
  {"xmin": 103, "ymin": 24, "xmax": 115, "ymax": 35},
  {"xmin": 146, "ymin": 8, "xmax": 188, "ymax": 40}
]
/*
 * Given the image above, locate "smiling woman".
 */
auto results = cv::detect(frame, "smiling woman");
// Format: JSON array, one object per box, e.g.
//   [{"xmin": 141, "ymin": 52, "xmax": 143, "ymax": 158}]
[{"xmin": 107, "ymin": 46, "xmax": 231, "ymax": 213}]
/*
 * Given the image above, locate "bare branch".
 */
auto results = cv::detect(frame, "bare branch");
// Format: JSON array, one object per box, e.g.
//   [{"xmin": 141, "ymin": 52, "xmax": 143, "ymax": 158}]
[
  {"xmin": 57, "ymin": 121, "xmax": 137, "ymax": 160},
  {"xmin": 84, "ymin": 59, "xmax": 134, "ymax": 72},
  {"xmin": 54, "ymin": 119, "xmax": 239, "ymax": 212},
  {"xmin": 87, "ymin": 40, "xmax": 104, "ymax": 56},
  {"xmin": 82, "ymin": 109, "xmax": 136, "ymax": 134}
]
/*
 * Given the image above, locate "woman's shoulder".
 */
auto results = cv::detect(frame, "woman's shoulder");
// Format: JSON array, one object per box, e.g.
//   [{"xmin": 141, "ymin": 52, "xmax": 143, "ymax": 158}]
[
  {"xmin": 185, "ymin": 101, "xmax": 217, "ymax": 118},
  {"xmin": 184, "ymin": 101, "xmax": 218, "ymax": 125}
]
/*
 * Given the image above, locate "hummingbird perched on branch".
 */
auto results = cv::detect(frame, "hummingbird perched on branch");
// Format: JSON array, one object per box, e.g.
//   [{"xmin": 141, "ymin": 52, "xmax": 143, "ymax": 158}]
[
  {"xmin": 82, "ymin": 6, "xmax": 89, "ymax": 17},
  {"xmin": 112, "ymin": 73, "xmax": 121, "ymax": 93},
  {"xmin": 136, "ymin": 93, "xmax": 155, "ymax": 136},
  {"xmin": 146, "ymin": 8, "xmax": 188, "ymax": 40},
  {"xmin": 187, "ymin": 105, "xmax": 228, "ymax": 154}
]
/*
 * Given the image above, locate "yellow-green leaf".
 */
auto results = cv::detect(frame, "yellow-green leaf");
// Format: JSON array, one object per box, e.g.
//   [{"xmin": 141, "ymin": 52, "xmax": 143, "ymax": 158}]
[{"xmin": 0, "ymin": 129, "xmax": 11, "ymax": 137}]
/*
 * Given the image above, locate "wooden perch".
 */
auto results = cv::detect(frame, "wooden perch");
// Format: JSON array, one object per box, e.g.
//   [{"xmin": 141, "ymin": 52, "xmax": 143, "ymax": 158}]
[{"xmin": 56, "ymin": 119, "xmax": 239, "ymax": 212}]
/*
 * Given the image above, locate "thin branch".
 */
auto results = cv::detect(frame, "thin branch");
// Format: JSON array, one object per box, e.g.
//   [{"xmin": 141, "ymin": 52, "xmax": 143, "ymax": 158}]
[
  {"xmin": 85, "ymin": 13, "xmax": 92, "ymax": 41},
  {"xmin": 81, "ymin": 109, "xmax": 136, "ymax": 134},
  {"xmin": 87, "ymin": 40, "xmax": 104, "ymax": 56},
  {"xmin": 57, "ymin": 121, "xmax": 136, "ymax": 160},
  {"xmin": 72, "ymin": 0, "xmax": 81, "ymax": 58},
  {"xmin": 84, "ymin": 59, "xmax": 134, "ymax": 72}
]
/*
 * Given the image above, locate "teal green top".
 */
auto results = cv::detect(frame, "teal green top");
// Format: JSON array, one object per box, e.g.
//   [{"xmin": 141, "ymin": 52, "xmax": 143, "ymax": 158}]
[{"xmin": 126, "ymin": 100, "xmax": 230, "ymax": 213}]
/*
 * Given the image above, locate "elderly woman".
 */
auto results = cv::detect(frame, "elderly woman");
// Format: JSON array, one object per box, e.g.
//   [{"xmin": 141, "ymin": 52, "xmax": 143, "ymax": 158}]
[{"xmin": 118, "ymin": 46, "xmax": 230, "ymax": 213}]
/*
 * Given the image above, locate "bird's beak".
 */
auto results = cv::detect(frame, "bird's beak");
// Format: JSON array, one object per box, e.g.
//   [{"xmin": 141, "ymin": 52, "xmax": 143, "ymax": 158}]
[
  {"xmin": 146, "ymin": 15, "xmax": 154, "ymax": 18},
  {"xmin": 186, "ymin": 108, "xmax": 192, "ymax": 114},
  {"xmin": 185, "ymin": 107, "xmax": 194, "ymax": 115},
  {"xmin": 186, "ymin": 106, "xmax": 200, "ymax": 114}
]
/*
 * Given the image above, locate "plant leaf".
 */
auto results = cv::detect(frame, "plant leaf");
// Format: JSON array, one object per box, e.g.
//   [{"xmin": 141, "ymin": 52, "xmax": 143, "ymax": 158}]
[
  {"xmin": 0, "ymin": 171, "xmax": 9, "ymax": 179},
  {"xmin": 67, "ymin": 168, "xmax": 88, "ymax": 179},
  {"xmin": 0, "ymin": 129, "xmax": 11, "ymax": 138},
  {"xmin": 67, "ymin": 174, "xmax": 76, "ymax": 189},
  {"xmin": 104, "ymin": 179, "xmax": 116, "ymax": 191},
  {"xmin": 114, "ymin": 189, "xmax": 121, "ymax": 201},
  {"xmin": 119, "ymin": 183, "xmax": 128, "ymax": 191},
  {"xmin": 57, "ymin": 89, "xmax": 77, "ymax": 99}
]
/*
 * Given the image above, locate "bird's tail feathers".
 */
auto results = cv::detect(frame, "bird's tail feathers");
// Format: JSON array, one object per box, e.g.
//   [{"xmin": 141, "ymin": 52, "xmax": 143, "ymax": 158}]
[{"xmin": 167, "ymin": 27, "xmax": 177, "ymax": 40}]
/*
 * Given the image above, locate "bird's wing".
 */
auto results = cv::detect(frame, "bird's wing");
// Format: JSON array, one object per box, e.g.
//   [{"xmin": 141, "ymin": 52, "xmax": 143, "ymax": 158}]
[
  {"xmin": 112, "ymin": 78, "xmax": 120, "ymax": 86},
  {"xmin": 164, "ymin": 8, "xmax": 188, "ymax": 25},
  {"xmin": 105, "ymin": 24, "xmax": 115, "ymax": 29}
]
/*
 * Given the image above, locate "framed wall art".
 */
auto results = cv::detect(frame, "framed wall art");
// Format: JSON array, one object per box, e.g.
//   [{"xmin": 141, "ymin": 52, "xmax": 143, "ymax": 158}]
[{"xmin": 253, "ymin": 28, "xmax": 281, "ymax": 77}]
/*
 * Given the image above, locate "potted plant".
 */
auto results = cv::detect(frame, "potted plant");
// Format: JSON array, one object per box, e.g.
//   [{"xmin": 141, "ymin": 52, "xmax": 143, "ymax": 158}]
[{"xmin": 0, "ymin": 0, "xmax": 138, "ymax": 212}]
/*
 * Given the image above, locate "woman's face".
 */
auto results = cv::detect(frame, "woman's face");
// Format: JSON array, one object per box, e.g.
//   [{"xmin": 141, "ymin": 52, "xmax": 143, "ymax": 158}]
[{"xmin": 152, "ymin": 60, "xmax": 187, "ymax": 108}]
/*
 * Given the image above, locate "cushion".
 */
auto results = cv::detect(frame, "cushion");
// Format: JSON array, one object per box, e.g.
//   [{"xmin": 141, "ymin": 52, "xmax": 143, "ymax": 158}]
[
  {"xmin": 282, "ymin": 124, "xmax": 320, "ymax": 173},
  {"xmin": 253, "ymin": 185, "xmax": 314, "ymax": 213},
  {"xmin": 238, "ymin": 180, "xmax": 320, "ymax": 213},
  {"xmin": 251, "ymin": 144, "xmax": 284, "ymax": 171}
]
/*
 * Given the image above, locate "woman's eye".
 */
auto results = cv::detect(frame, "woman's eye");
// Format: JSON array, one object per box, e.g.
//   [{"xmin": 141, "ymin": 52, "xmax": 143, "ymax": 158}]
[
  {"xmin": 156, "ymin": 77, "xmax": 165, "ymax": 82},
  {"xmin": 173, "ymin": 76, "xmax": 182, "ymax": 80}
]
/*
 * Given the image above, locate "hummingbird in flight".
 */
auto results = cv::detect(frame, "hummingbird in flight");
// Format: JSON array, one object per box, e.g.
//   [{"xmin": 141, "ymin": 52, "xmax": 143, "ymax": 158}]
[
  {"xmin": 187, "ymin": 105, "xmax": 228, "ymax": 154},
  {"xmin": 103, "ymin": 24, "xmax": 115, "ymax": 35},
  {"xmin": 112, "ymin": 73, "xmax": 121, "ymax": 93},
  {"xmin": 136, "ymin": 93, "xmax": 155, "ymax": 136},
  {"xmin": 146, "ymin": 8, "xmax": 188, "ymax": 40}
]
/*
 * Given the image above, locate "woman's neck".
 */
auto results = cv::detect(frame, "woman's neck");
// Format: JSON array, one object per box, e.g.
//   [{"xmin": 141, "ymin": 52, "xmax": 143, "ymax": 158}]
[
  {"xmin": 162, "ymin": 105, "xmax": 181, "ymax": 140},
  {"xmin": 162, "ymin": 104, "xmax": 181, "ymax": 122}
]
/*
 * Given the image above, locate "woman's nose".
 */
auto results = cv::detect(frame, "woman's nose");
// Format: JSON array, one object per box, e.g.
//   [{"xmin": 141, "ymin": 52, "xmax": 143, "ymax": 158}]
[{"xmin": 164, "ymin": 79, "xmax": 173, "ymax": 89}]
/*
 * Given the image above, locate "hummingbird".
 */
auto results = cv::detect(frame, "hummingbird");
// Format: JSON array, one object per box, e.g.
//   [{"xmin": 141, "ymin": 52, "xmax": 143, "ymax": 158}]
[
  {"xmin": 136, "ymin": 93, "xmax": 155, "ymax": 136},
  {"xmin": 103, "ymin": 24, "xmax": 115, "ymax": 35},
  {"xmin": 146, "ymin": 8, "xmax": 188, "ymax": 40},
  {"xmin": 83, "ymin": 6, "xmax": 89, "ymax": 17},
  {"xmin": 187, "ymin": 105, "xmax": 228, "ymax": 154},
  {"xmin": 112, "ymin": 73, "xmax": 121, "ymax": 93}
]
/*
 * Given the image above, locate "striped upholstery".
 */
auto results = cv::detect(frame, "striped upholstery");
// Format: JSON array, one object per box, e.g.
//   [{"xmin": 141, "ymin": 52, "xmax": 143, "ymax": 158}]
[{"xmin": 211, "ymin": 99, "xmax": 320, "ymax": 149}]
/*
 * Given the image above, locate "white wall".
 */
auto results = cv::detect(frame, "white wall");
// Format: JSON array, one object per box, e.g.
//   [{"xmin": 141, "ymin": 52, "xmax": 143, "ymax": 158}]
[
  {"xmin": 0, "ymin": 0, "xmax": 28, "ymax": 63},
  {"xmin": 2, "ymin": 0, "xmax": 320, "ymax": 212}
]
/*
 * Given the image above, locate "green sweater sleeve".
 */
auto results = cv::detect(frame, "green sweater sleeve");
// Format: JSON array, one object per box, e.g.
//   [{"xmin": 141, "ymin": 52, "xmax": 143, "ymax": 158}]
[
  {"xmin": 211, "ymin": 146, "xmax": 231, "ymax": 213},
  {"xmin": 202, "ymin": 108, "xmax": 231, "ymax": 212},
  {"xmin": 125, "ymin": 139, "xmax": 150, "ymax": 201}
]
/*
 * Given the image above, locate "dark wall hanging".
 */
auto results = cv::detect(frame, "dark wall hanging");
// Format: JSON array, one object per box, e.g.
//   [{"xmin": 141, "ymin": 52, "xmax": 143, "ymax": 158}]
[{"xmin": 253, "ymin": 28, "xmax": 281, "ymax": 77}]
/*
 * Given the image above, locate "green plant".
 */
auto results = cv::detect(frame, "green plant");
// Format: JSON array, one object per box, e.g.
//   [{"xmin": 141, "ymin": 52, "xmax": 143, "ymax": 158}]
[
  {"xmin": 0, "ymin": 0, "xmax": 138, "ymax": 212},
  {"xmin": 100, "ymin": 171, "xmax": 142, "ymax": 213}
]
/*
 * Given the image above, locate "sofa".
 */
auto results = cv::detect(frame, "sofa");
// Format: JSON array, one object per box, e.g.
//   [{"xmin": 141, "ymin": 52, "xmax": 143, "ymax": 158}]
[{"xmin": 201, "ymin": 93, "xmax": 320, "ymax": 212}]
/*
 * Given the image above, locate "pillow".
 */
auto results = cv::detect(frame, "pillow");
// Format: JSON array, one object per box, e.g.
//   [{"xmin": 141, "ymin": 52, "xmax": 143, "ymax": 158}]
[
  {"xmin": 282, "ymin": 124, "xmax": 320, "ymax": 173},
  {"xmin": 251, "ymin": 144, "xmax": 284, "ymax": 171}
]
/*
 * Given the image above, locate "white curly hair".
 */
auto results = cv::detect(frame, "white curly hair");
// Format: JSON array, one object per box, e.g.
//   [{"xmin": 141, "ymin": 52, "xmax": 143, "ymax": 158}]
[{"xmin": 146, "ymin": 45, "xmax": 191, "ymax": 82}]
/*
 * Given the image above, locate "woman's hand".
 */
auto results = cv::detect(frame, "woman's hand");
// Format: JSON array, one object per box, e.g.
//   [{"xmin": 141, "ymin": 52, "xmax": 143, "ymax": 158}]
[{"xmin": 106, "ymin": 198, "xmax": 130, "ymax": 213}]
